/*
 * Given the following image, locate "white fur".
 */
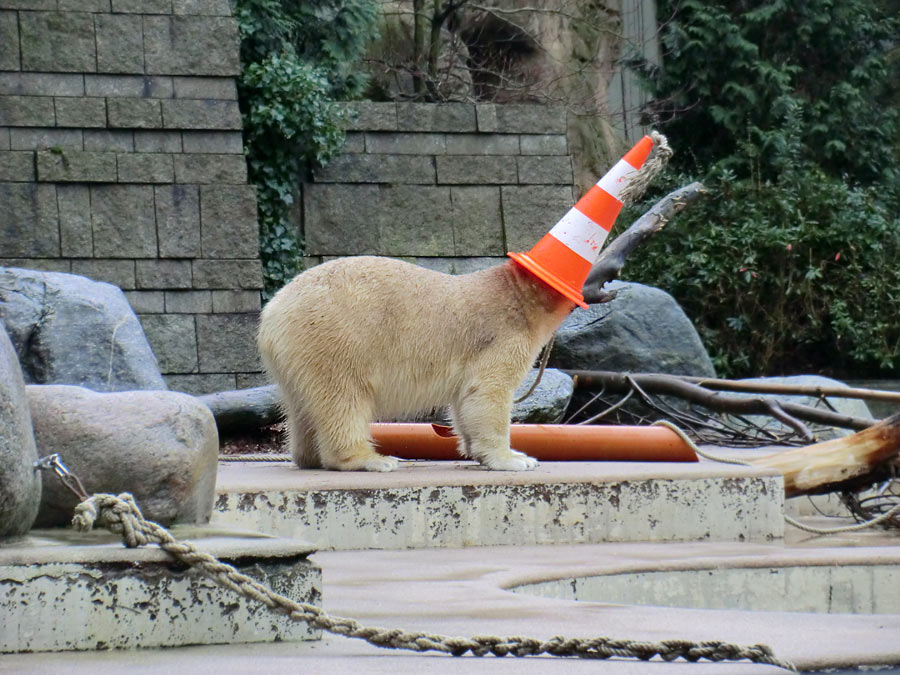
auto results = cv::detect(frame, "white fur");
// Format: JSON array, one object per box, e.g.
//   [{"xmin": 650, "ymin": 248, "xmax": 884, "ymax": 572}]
[{"xmin": 258, "ymin": 256, "xmax": 574, "ymax": 471}]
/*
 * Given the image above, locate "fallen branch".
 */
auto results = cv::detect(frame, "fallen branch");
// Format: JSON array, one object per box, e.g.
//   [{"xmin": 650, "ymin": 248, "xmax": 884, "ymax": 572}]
[
  {"xmin": 563, "ymin": 370, "xmax": 874, "ymax": 433},
  {"xmin": 582, "ymin": 182, "xmax": 706, "ymax": 304},
  {"xmin": 749, "ymin": 413, "xmax": 900, "ymax": 497}
]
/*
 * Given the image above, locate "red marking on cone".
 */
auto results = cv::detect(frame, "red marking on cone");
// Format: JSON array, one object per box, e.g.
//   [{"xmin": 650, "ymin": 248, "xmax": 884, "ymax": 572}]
[{"xmin": 508, "ymin": 135, "xmax": 654, "ymax": 307}]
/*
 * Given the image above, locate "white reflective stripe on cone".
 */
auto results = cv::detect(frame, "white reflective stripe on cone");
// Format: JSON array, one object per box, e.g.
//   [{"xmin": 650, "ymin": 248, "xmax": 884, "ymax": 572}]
[
  {"xmin": 597, "ymin": 158, "xmax": 640, "ymax": 201},
  {"xmin": 546, "ymin": 207, "xmax": 611, "ymax": 263}
]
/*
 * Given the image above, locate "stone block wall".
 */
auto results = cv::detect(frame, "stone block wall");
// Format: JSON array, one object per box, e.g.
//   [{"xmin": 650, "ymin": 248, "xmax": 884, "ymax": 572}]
[
  {"xmin": 0, "ymin": 0, "xmax": 263, "ymax": 395},
  {"xmin": 301, "ymin": 101, "xmax": 576, "ymax": 273}
]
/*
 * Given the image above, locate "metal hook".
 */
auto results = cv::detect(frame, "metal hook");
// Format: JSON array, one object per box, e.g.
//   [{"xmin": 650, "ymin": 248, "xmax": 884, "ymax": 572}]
[{"xmin": 34, "ymin": 453, "xmax": 90, "ymax": 501}]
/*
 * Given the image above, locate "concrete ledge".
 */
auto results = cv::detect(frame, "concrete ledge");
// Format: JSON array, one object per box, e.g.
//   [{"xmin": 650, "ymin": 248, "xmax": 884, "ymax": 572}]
[
  {"xmin": 212, "ymin": 460, "xmax": 785, "ymax": 549},
  {"xmin": 0, "ymin": 526, "xmax": 320, "ymax": 653}
]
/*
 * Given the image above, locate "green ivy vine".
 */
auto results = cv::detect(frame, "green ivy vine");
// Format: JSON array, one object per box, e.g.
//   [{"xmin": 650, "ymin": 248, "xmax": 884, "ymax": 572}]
[{"xmin": 235, "ymin": 0, "xmax": 379, "ymax": 298}]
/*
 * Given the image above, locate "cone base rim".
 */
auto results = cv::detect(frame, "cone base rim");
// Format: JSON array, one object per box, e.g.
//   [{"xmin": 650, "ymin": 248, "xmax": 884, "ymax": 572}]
[{"xmin": 507, "ymin": 252, "xmax": 588, "ymax": 309}]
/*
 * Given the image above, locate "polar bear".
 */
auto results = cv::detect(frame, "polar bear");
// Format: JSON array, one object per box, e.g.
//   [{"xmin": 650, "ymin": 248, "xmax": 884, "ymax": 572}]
[{"xmin": 258, "ymin": 256, "xmax": 575, "ymax": 472}]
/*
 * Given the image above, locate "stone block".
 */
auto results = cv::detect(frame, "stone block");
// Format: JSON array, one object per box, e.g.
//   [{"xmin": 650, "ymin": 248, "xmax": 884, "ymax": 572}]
[
  {"xmin": 303, "ymin": 184, "xmax": 380, "ymax": 255},
  {"xmin": 341, "ymin": 132, "xmax": 365, "ymax": 153},
  {"xmin": 501, "ymin": 185, "xmax": 574, "ymax": 252},
  {"xmin": 520, "ymin": 134, "xmax": 568, "ymax": 155},
  {"xmin": 413, "ymin": 256, "xmax": 502, "ymax": 275},
  {"xmin": 155, "ymin": 184, "xmax": 201, "ymax": 257},
  {"xmin": 236, "ymin": 371, "xmax": 269, "ymax": 389},
  {"xmin": 84, "ymin": 129, "xmax": 134, "ymax": 152},
  {"xmin": 57, "ymin": 184, "xmax": 93, "ymax": 257},
  {"xmin": 444, "ymin": 133, "xmax": 520, "ymax": 155},
  {"xmin": 0, "ymin": 95, "xmax": 55, "ymax": 126},
  {"xmin": 135, "ymin": 130, "xmax": 182, "ymax": 152},
  {"xmin": 143, "ymin": 16, "xmax": 240, "ymax": 76},
  {"xmin": 397, "ymin": 103, "xmax": 477, "ymax": 132},
  {"xmin": 174, "ymin": 153, "xmax": 246, "ymax": 183},
  {"xmin": 53, "ymin": 97, "xmax": 107, "ymax": 128},
  {"xmin": 377, "ymin": 185, "xmax": 454, "ymax": 256},
  {"xmin": 112, "ymin": 0, "xmax": 170, "ymax": 12},
  {"xmin": 304, "ymin": 184, "xmax": 455, "ymax": 257},
  {"xmin": 117, "ymin": 152, "xmax": 175, "ymax": 183},
  {"xmin": 10, "ymin": 128, "xmax": 82, "ymax": 150},
  {"xmin": 96, "ymin": 13, "xmax": 144, "ymax": 74},
  {"xmin": 475, "ymin": 104, "xmax": 498, "ymax": 132},
  {"xmin": 124, "ymin": 290, "xmax": 165, "ymax": 314},
  {"xmin": 364, "ymin": 132, "xmax": 446, "ymax": 155},
  {"xmin": 212, "ymin": 290, "xmax": 261, "ymax": 313},
  {"xmin": 174, "ymin": 0, "xmax": 232, "ymax": 15},
  {"xmin": 162, "ymin": 99, "xmax": 242, "ymax": 129},
  {"xmin": 90, "ymin": 184, "xmax": 158, "ymax": 257},
  {"xmin": 70, "ymin": 259, "xmax": 136, "ymax": 289},
  {"xmin": 200, "ymin": 185, "xmax": 258, "ymax": 259},
  {"xmin": 20, "ymin": 11, "xmax": 96, "ymax": 73},
  {"xmin": 450, "ymin": 186, "xmax": 504, "ymax": 256},
  {"xmin": 493, "ymin": 104, "xmax": 568, "ymax": 134},
  {"xmin": 192, "ymin": 259, "xmax": 263, "ymax": 289},
  {"xmin": 165, "ymin": 372, "xmax": 236, "ymax": 394},
  {"xmin": 0, "ymin": 128, "xmax": 7, "ymax": 150},
  {"xmin": 0, "ymin": 151, "xmax": 35, "ymax": 182},
  {"xmin": 313, "ymin": 153, "xmax": 435, "ymax": 184},
  {"xmin": 85, "ymin": 74, "xmax": 173, "ymax": 98},
  {"xmin": 0, "ymin": 258, "xmax": 70, "ymax": 273},
  {"xmin": 108, "ymin": 98, "xmax": 163, "ymax": 129},
  {"xmin": 436, "ymin": 155, "xmax": 518, "ymax": 184},
  {"xmin": 172, "ymin": 76, "xmax": 237, "ymax": 99},
  {"xmin": 0, "ymin": 183, "xmax": 58, "ymax": 257},
  {"xmin": 58, "ymin": 0, "xmax": 109, "ymax": 9},
  {"xmin": 140, "ymin": 313, "xmax": 199, "ymax": 374},
  {"xmin": 342, "ymin": 102, "xmax": 397, "ymax": 131},
  {"xmin": 165, "ymin": 290, "xmax": 213, "ymax": 313},
  {"xmin": 136, "ymin": 258, "xmax": 193, "ymax": 289},
  {"xmin": 0, "ymin": 11, "xmax": 19, "ymax": 70},
  {"xmin": 36, "ymin": 150, "xmax": 117, "ymax": 182},
  {"xmin": 196, "ymin": 313, "xmax": 261, "ymax": 373},
  {"xmin": 0, "ymin": 73, "xmax": 84, "ymax": 97},
  {"xmin": 181, "ymin": 130, "xmax": 243, "ymax": 154},
  {"xmin": 517, "ymin": 155, "xmax": 574, "ymax": 184}
]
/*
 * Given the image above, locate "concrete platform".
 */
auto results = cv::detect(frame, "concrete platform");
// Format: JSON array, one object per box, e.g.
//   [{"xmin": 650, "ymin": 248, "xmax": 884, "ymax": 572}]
[
  {"xmin": 0, "ymin": 526, "xmax": 321, "ymax": 652},
  {"xmin": 3, "ymin": 533, "xmax": 900, "ymax": 673},
  {"xmin": 212, "ymin": 458, "xmax": 785, "ymax": 549}
]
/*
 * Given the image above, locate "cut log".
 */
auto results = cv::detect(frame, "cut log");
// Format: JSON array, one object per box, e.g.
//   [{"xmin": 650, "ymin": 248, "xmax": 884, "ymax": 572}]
[{"xmin": 748, "ymin": 413, "xmax": 900, "ymax": 496}]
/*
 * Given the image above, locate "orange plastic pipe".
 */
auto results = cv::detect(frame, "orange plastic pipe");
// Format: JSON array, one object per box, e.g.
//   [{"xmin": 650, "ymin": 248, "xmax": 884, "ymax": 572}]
[{"xmin": 370, "ymin": 423, "xmax": 698, "ymax": 462}]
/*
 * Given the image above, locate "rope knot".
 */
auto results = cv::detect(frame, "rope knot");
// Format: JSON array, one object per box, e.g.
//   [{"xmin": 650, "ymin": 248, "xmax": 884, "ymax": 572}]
[{"xmin": 72, "ymin": 492, "xmax": 151, "ymax": 548}]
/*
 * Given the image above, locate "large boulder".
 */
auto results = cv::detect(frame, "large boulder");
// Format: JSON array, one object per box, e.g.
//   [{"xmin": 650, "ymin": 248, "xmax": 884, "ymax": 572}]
[
  {"xmin": 549, "ymin": 281, "xmax": 716, "ymax": 377},
  {"xmin": 28, "ymin": 385, "xmax": 218, "ymax": 527},
  {"xmin": 0, "ymin": 326, "xmax": 41, "ymax": 538},
  {"xmin": 0, "ymin": 267, "xmax": 166, "ymax": 392},
  {"xmin": 512, "ymin": 368, "xmax": 573, "ymax": 423}
]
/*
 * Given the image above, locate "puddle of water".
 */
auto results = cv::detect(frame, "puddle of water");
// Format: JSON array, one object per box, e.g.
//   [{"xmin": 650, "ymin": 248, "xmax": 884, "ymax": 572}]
[{"xmin": 512, "ymin": 564, "xmax": 900, "ymax": 614}]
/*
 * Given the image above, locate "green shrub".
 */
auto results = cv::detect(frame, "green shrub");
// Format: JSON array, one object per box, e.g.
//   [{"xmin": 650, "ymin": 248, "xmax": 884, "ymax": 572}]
[
  {"xmin": 621, "ymin": 0, "xmax": 900, "ymax": 377},
  {"xmin": 236, "ymin": 0, "xmax": 379, "ymax": 298},
  {"xmin": 622, "ymin": 112, "xmax": 900, "ymax": 378}
]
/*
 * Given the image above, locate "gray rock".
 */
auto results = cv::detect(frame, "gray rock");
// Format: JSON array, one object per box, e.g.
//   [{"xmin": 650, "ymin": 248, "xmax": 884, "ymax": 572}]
[
  {"xmin": 199, "ymin": 385, "xmax": 281, "ymax": 435},
  {"xmin": 549, "ymin": 280, "xmax": 716, "ymax": 377},
  {"xmin": 0, "ymin": 267, "xmax": 166, "ymax": 392},
  {"xmin": 731, "ymin": 375, "xmax": 875, "ymax": 440},
  {"xmin": 28, "ymin": 385, "xmax": 218, "ymax": 527},
  {"xmin": 0, "ymin": 326, "xmax": 41, "ymax": 538},
  {"xmin": 512, "ymin": 368, "xmax": 574, "ymax": 423}
]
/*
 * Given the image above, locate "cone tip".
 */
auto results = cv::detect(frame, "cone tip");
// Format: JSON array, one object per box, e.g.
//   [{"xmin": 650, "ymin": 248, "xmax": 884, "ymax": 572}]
[{"xmin": 623, "ymin": 135, "xmax": 654, "ymax": 169}]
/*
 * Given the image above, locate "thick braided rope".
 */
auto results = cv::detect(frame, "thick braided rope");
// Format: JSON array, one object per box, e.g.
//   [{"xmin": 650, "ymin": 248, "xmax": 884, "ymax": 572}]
[{"xmin": 72, "ymin": 493, "xmax": 795, "ymax": 670}]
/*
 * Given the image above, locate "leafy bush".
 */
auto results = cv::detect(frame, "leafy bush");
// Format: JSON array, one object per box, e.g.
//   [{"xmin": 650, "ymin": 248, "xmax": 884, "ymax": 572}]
[
  {"xmin": 236, "ymin": 0, "xmax": 379, "ymax": 297},
  {"xmin": 622, "ymin": 111, "xmax": 900, "ymax": 378},
  {"xmin": 621, "ymin": 0, "xmax": 900, "ymax": 378}
]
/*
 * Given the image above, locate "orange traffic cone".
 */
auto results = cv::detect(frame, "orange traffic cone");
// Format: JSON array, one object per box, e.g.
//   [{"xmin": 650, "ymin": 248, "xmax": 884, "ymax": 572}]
[{"xmin": 508, "ymin": 135, "xmax": 655, "ymax": 308}]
